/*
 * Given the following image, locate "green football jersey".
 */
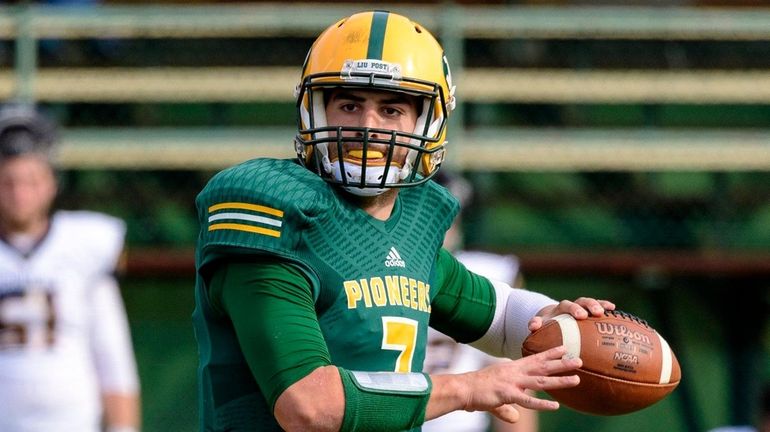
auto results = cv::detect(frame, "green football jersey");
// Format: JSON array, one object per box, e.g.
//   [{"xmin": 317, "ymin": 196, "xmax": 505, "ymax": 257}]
[{"xmin": 193, "ymin": 158, "xmax": 459, "ymax": 431}]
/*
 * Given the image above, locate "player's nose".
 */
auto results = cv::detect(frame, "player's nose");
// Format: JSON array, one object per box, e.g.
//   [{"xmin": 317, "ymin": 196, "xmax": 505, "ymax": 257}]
[{"xmin": 357, "ymin": 108, "xmax": 383, "ymax": 135}]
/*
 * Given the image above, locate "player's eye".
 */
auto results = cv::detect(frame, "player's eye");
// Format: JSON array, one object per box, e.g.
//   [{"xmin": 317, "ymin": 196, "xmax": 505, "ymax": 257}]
[{"xmin": 383, "ymin": 106, "xmax": 403, "ymax": 116}]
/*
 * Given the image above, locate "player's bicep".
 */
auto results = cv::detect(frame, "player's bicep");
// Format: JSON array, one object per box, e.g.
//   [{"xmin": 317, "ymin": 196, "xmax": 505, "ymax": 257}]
[
  {"xmin": 211, "ymin": 258, "xmax": 330, "ymax": 411},
  {"xmin": 429, "ymin": 248, "xmax": 496, "ymax": 343}
]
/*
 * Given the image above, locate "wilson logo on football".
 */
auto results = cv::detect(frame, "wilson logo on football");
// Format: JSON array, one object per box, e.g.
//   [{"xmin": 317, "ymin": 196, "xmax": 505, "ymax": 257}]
[
  {"xmin": 384, "ymin": 247, "xmax": 406, "ymax": 268},
  {"xmin": 595, "ymin": 323, "xmax": 652, "ymax": 344}
]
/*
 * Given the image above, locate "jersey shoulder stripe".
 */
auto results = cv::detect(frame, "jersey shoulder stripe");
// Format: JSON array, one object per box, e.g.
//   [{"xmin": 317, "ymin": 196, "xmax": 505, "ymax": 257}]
[{"xmin": 207, "ymin": 201, "xmax": 285, "ymax": 238}]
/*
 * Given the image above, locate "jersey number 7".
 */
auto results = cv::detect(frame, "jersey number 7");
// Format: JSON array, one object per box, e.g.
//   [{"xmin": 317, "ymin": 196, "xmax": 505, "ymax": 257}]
[{"xmin": 381, "ymin": 316, "xmax": 418, "ymax": 373}]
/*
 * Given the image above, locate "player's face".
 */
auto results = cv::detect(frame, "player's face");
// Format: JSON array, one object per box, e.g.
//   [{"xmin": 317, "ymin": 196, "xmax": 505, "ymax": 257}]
[
  {"xmin": 324, "ymin": 88, "xmax": 420, "ymax": 168},
  {"xmin": 0, "ymin": 154, "xmax": 57, "ymax": 232}
]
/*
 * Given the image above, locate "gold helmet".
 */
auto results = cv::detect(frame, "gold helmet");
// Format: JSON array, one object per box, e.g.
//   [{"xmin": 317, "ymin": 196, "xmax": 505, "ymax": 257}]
[{"xmin": 294, "ymin": 10, "xmax": 456, "ymax": 195}]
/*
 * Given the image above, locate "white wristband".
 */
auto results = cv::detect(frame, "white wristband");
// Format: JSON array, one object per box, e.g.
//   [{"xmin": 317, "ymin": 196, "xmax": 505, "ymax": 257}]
[{"xmin": 470, "ymin": 280, "xmax": 556, "ymax": 359}]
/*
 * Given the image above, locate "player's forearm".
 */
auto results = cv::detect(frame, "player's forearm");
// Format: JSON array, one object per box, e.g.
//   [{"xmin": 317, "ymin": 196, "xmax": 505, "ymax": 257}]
[
  {"xmin": 424, "ymin": 373, "xmax": 471, "ymax": 421},
  {"xmin": 276, "ymin": 365, "xmax": 435, "ymax": 432},
  {"xmin": 102, "ymin": 392, "xmax": 141, "ymax": 431},
  {"xmin": 274, "ymin": 365, "xmax": 345, "ymax": 432}
]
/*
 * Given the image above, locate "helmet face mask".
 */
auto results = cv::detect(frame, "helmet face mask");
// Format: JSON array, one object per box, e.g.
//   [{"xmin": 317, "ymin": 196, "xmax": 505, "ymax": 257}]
[{"xmin": 294, "ymin": 11, "xmax": 455, "ymax": 196}]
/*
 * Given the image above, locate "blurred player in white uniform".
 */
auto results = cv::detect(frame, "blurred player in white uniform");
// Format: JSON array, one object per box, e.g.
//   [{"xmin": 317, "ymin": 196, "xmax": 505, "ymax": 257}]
[
  {"xmin": 0, "ymin": 105, "xmax": 141, "ymax": 432},
  {"xmin": 423, "ymin": 172, "xmax": 538, "ymax": 432}
]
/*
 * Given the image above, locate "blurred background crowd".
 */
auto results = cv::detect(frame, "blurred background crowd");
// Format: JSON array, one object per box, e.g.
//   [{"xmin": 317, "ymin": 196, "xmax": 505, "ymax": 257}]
[{"xmin": 0, "ymin": 0, "xmax": 768, "ymax": 431}]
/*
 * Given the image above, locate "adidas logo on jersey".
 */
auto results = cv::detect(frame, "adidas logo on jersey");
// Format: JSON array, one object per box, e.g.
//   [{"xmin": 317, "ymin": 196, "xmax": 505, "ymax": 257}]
[{"xmin": 384, "ymin": 247, "xmax": 406, "ymax": 268}]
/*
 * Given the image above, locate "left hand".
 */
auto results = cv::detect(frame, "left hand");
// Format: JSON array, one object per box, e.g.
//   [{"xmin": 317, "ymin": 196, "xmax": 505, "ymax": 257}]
[{"xmin": 528, "ymin": 297, "xmax": 616, "ymax": 333}]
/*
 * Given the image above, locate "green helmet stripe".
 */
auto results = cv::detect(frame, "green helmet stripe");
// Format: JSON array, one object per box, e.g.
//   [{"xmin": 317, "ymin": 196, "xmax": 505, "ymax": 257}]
[{"xmin": 367, "ymin": 10, "xmax": 389, "ymax": 60}]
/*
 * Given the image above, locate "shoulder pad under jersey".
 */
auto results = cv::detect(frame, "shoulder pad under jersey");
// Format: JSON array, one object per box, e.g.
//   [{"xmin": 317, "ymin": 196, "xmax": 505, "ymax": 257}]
[
  {"xmin": 419, "ymin": 177, "xmax": 460, "ymax": 229},
  {"xmin": 196, "ymin": 158, "xmax": 334, "ymax": 264},
  {"xmin": 52, "ymin": 210, "xmax": 126, "ymax": 274}
]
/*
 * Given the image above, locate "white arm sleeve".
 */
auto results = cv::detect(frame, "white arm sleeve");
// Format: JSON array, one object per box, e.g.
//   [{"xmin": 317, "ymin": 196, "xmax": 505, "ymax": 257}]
[
  {"xmin": 89, "ymin": 276, "xmax": 140, "ymax": 395},
  {"xmin": 469, "ymin": 279, "xmax": 556, "ymax": 360}
]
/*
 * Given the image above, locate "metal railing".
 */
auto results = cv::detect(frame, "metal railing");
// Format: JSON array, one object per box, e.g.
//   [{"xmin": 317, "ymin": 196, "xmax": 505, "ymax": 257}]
[{"xmin": 1, "ymin": 3, "xmax": 769, "ymax": 170}]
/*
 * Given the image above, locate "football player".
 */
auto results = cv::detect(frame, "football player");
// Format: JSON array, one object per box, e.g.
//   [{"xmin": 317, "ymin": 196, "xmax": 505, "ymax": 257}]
[
  {"xmin": 0, "ymin": 105, "xmax": 141, "ymax": 432},
  {"xmin": 193, "ymin": 10, "xmax": 615, "ymax": 432}
]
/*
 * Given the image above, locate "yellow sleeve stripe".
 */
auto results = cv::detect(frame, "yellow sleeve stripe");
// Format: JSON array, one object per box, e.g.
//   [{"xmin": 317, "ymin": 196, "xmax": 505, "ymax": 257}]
[
  {"xmin": 208, "ymin": 222, "xmax": 281, "ymax": 238},
  {"xmin": 208, "ymin": 202, "xmax": 284, "ymax": 218}
]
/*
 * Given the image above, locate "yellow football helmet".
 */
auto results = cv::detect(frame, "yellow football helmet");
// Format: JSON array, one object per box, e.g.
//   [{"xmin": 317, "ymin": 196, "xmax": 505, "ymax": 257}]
[{"xmin": 294, "ymin": 10, "xmax": 456, "ymax": 195}]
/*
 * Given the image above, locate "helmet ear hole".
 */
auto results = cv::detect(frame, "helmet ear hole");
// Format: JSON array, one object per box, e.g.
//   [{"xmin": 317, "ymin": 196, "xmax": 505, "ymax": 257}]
[{"xmin": 414, "ymin": 25, "xmax": 422, "ymax": 34}]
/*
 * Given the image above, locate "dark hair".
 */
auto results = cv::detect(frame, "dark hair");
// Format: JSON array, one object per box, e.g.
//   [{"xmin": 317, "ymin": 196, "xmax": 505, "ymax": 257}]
[{"xmin": 0, "ymin": 105, "xmax": 58, "ymax": 159}]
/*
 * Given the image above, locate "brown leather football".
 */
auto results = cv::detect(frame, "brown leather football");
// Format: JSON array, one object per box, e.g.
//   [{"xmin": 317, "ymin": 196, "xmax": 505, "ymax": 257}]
[{"xmin": 521, "ymin": 310, "xmax": 680, "ymax": 415}]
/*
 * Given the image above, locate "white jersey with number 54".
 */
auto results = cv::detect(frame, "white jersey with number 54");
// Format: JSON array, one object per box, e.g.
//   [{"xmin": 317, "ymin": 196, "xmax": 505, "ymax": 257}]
[{"xmin": 0, "ymin": 211, "xmax": 139, "ymax": 432}]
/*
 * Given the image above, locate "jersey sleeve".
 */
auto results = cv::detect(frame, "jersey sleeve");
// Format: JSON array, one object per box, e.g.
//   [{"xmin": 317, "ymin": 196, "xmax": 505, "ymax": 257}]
[
  {"xmin": 428, "ymin": 248, "xmax": 497, "ymax": 344},
  {"xmin": 195, "ymin": 159, "xmax": 329, "ymax": 277},
  {"xmin": 209, "ymin": 257, "xmax": 331, "ymax": 411}
]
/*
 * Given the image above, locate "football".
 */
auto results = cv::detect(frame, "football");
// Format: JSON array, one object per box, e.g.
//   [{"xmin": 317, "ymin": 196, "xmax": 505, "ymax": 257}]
[{"xmin": 521, "ymin": 310, "xmax": 680, "ymax": 415}]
